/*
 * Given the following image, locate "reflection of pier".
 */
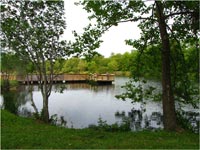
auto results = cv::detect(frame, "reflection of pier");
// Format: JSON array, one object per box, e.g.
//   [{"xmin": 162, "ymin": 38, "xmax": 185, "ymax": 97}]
[{"xmin": 2, "ymin": 74, "xmax": 115, "ymax": 84}]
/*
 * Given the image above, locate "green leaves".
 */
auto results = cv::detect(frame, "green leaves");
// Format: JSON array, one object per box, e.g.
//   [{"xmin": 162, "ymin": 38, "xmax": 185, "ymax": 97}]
[
  {"xmin": 1, "ymin": 0, "xmax": 67, "ymax": 64},
  {"xmin": 68, "ymin": 24, "xmax": 103, "ymax": 59},
  {"xmin": 79, "ymin": 0, "xmax": 199, "ymax": 110},
  {"xmin": 116, "ymin": 77, "xmax": 161, "ymax": 103}
]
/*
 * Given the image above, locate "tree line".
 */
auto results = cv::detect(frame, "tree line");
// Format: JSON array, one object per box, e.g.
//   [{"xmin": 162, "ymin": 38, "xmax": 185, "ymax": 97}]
[{"xmin": 2, "ymin": 43, "xmax": 198, "ymax": 82}]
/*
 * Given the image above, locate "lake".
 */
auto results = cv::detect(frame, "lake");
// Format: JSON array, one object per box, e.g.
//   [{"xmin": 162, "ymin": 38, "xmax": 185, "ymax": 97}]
[{"xmin": 0, "ymin": 77, "xmax": 199, "ymax": 131}]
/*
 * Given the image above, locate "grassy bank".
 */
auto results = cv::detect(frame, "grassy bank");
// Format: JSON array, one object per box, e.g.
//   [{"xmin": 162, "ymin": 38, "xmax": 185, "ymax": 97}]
[{"xmin": 1, "ymin": 110, "xmax": 199, "ymax": 149}]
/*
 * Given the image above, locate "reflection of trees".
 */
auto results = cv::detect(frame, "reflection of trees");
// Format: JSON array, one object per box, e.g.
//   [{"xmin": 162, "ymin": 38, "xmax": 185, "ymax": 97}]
[
  {"xmin": 28, "ymin": 85, "xmax": 39, "ymax": 116},
  {"xmin": 177, "ymin": 111, "xmax": 199, "ymax": 133},
  {"xmin": 50, "ymin": 83, "xmax": 115, "ymax": 93},
  {"xmin": 2, "ymin": 85, "xmax": 39, "ymax": 117},
  {"xmin": 18, "ymin": 84, "xmax": 39, "ymax": 117},
  {"xmin": 2, "ymin": 83, "xmax": 115, "ymax": 119},
  {"xmin": 115, "ymin": 108, "xmax": 163, "ymax": 131},
  {"xmin": 2, "ymin": 86, "xmax": 28, "ymax": 114},
  {"xmin": 2, "ymin": 91, "xmax": 18, "ymax": 114},
  {"xmin": 129, "ymin": 109, "xmax": 143, "ymax": 131},
  {"xmin": 91, "ymin": 84, "xmax": 114, "ymax": 93},
  {"xmin": 67, "ymin": 83, "xmax": 90, "ymax": 90}
]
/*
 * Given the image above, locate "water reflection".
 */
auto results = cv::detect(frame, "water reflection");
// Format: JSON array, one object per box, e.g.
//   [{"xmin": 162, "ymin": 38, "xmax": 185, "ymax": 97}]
[
  {"xmin": 115, "ymin": 104, "xmax": 163, "ymax": 131},
  {"xmin": 0, "ymin": 77, "xmax": 199, "ymax": 132},
  {"xmin": 28, "ymin": 83, "xmax": 115, "ymax": 93},
  {"xmin": 2, "ymin": 91, "xmax": 19, "ymax": 114},
  {"xmin": 1, "ymin": 86, "xmax": 29, "ymax": 115}
]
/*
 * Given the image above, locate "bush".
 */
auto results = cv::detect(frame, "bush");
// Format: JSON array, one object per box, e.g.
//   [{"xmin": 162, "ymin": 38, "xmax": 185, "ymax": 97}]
[{"xmin": 88, "ymin": 117, "xmax": 131, "ymax": 132}]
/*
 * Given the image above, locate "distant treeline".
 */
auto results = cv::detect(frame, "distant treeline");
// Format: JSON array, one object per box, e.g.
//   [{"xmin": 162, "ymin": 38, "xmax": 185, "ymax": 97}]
[{"xmin": 1, "ymin": 44, "xmax": 198, "ymax": 81}]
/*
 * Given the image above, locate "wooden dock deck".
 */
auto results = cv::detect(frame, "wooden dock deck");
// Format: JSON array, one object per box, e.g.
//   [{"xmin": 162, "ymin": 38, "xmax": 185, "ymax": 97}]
[{"xmin": 1, "ymin": 74, "xmax": 115, "ymax": 84}]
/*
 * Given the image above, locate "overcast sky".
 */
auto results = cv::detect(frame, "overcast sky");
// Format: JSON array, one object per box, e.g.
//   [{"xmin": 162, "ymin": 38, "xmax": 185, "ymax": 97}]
[{"xmin": 63, "ymin": 0, "xmax": 141, "ymax": 57}]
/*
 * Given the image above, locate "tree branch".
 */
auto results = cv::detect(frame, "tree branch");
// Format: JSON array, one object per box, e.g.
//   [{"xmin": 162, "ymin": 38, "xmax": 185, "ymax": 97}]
[
  {"xmin": 165, "ymin": 11, "xmax": 194, "ymax": 19},
  {"xmin": 116, "ymin": 17, "xmax": 156, "ymax": 24}
]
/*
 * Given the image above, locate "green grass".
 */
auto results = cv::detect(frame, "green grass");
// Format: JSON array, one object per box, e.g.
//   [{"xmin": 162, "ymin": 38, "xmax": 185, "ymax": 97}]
[{"xmin": 1, "ymin": 110, "xmax": 199, "ymax": 149}]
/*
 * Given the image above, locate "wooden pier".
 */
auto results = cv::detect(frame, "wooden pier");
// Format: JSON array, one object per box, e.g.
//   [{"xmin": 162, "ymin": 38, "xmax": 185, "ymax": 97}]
[{"xmin": 1, "ymin": 74, "xmax": 115, "ymax": 84}]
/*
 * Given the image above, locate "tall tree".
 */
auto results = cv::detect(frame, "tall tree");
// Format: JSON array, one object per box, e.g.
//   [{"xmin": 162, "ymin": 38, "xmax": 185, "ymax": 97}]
[
  {"xmin": 78, "ymin": 0, "xmax": 199, "ymax": 131},
  {"xmin": 1, "ymin": 0, "xmax": 67, "ymax": 122},
  {"xmin": 155, "ymin": 1, "xmax": 177, "ymax": 130}
]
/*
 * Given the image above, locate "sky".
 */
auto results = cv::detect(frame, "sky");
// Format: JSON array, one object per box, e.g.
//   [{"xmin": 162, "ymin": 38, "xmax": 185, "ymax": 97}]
[{"xmin": 63, "ymin": 0, "xmax": 141, "ymax": 58}]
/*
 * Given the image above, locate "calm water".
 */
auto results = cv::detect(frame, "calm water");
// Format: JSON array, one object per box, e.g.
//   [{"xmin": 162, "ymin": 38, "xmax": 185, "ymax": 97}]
[{"xmin": 1, "ymin": 77, "xmax": 199, "ymax": 131}]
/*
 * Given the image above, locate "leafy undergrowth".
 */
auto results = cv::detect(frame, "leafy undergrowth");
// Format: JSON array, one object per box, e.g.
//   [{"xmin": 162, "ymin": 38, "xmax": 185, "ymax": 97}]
[{"xmin": 1, "ymin": 110, "xmax": 199, "ymax": 149}]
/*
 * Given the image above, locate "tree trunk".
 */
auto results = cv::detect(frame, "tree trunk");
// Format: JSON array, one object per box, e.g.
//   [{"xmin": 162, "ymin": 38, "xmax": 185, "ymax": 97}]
[
  {"xmin": 155, "ymin": 1, "xmax": 177, "ymax": 131},
  {"xmin": 42, "ymin": 89, "xmax": 49, "ymax": 123},
  {"xmin": 40, "ymin": 67, "xmax": 50, "ymax": 123},
  {"xmin": 42, "ymin": 69, "xmax": 50, "ymax": 123}
]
